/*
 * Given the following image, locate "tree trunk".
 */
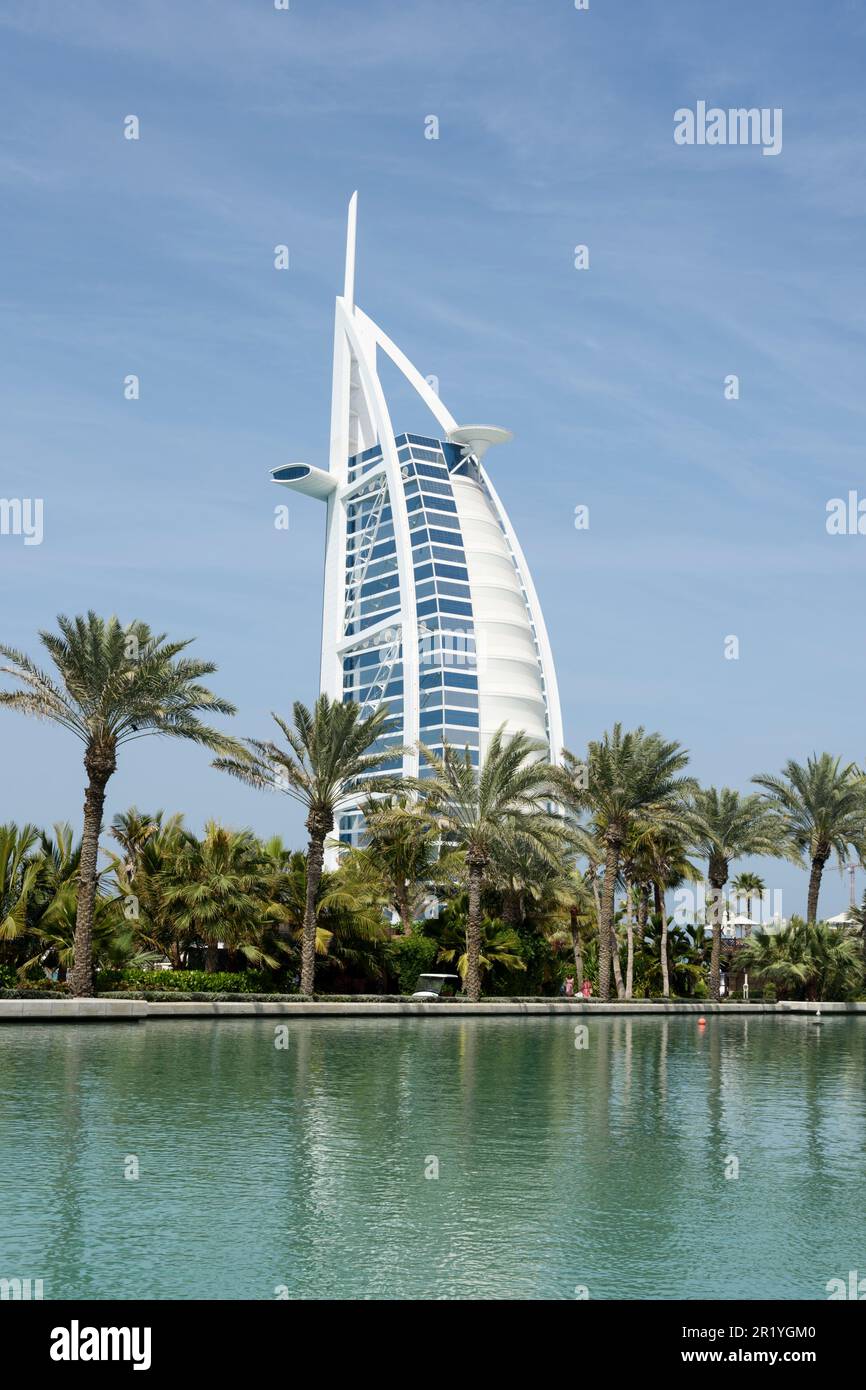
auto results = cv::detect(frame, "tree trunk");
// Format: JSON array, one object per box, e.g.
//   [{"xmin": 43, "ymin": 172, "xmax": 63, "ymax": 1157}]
[
  {"xmin": 570, "ymin": 907, "xmax": 584, "ymax": 988},
  {"xmin": 611, "ymin": 925, "xmax": 625, "ymax": 999},
  {"xmin": 590, "ymin": 868, "xmax": 602, "ymax": 927},
  {"xmin": 300, "ymin": 816, "xmax": 329, "ymax": 996},
  {"xmin": 396, "ymin": 883, "xmax": 412, "ymax": 935},
  {"xmin": 465, "ymin": 857, "xmax": 485, "ymax": 1002},
  {"xmin": 707, "ymin": 863, "xmax": 727, "ymax": 1003},
  {"xmin": 206, "ymin": 942, "xmax": 219, "ymax": 974},
  {"xmin": 807, "ymin": 851, "xmax": 828, "ymax": 924},
  {"xmin": 502, "ymin": 889, "xmax": 522, "ymax": 930},
  {"xmin": 625, "ymin": 880, "xmax": 634, "ymax": 999},
  {"xmin": 655, "ymin": 879, "xmax": 670, "ymax": 998},
  {"xmin": 598, "ymin": 834, "xmax": 621, "ymax": 1002},
  {"xmin": 637, "ymin": 884, "xmax": 649, "ymax": 934},
  {"xmin": 70, "ymin": 752, "xmax": 114, "ymax": 998}
]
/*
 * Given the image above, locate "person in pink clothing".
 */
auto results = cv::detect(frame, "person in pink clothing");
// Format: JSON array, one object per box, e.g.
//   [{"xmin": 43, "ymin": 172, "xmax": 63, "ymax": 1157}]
[
  {"xmin": 564, "ymin": 975, "xmax": 575, "ymax": 997},
  {"xmin": 581, "ymin": 978, "xmax": 591, "ymax": 1000}
]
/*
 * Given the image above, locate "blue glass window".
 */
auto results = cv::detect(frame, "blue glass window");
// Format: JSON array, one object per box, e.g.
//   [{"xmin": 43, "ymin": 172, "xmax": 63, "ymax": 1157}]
[
  {"xmin": 441, "ymin": 724, "xmax": 480, "ymax": 742},
  {"xmin": 419, "ymin": 708, "xmax": 448, "ymax": 728},
  {"xmin": 440, "ymin": 709, "xmax": 479, "ymax": 727},
  {"xmin": 422, "ymin": 687, "xmax": 478, "ymax": 710},
  {"xmin": 436, "ymin": 598, "xmax": 473, "ymax": 617},
  {"xmin": 357, "ymin": 575, "xmax": 400, "ymax": 598},
  {"xmin": 432, "ymin": 563, "xmax": 468, "ymax": 582}
]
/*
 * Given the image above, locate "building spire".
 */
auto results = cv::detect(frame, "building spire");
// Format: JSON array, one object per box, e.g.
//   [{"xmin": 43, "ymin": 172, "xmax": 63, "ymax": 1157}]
[{"xmin": 344, "ymin": 191, "xmax": 358, "ymax": 310}]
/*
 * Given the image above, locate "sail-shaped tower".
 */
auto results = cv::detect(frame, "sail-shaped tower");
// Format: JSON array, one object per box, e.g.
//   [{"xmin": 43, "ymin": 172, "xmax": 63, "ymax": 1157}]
[{"xmin": 273, "ymin": 194, "xmax": 563, "ymax": 848}]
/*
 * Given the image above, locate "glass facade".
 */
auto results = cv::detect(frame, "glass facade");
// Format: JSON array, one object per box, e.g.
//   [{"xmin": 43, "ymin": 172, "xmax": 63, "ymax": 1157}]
[{"xmin": 339, "ymin": 433, "xmax": 481, "ymax": 845}]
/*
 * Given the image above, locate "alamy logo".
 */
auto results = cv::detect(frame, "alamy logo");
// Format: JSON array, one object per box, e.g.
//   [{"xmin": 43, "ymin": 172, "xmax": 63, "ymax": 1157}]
[
  {"xmin": 826, "ymin": 492, "xmax": 866, "ymax": 535},
  {"xmin": 50, "ymin": 1320, "xmax": 152, "ymax": 1371},
  {"xmin": 674, "ymin": 102, "xmax": 782, "ymax": 157},
  {"xmin": 0, "ymin": 497, "xmax": 43, "ymax": 545},
  {"xmin": 0, "ymin": 1276, "xmax": 43, "ymax": 1299},
  {"xmin": 826, "ymin": 1270, "xmax": 866, "ymax": 1300}
]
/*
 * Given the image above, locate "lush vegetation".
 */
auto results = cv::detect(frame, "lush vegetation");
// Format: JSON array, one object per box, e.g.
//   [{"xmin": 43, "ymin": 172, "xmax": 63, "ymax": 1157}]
[{"xmin": 3, "ymin": 612, "xmax": 866, "ymax": 1001}]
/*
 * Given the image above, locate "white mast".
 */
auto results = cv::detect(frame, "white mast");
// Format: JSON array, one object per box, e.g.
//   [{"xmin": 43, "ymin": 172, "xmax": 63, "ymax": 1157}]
[{"xmin": 343, "ymin": 190, "xmax": 357, "ymax": 310}]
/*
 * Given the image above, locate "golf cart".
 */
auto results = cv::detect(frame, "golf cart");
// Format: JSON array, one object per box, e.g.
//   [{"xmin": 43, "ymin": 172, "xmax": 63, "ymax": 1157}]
[{"xmin": 411, "ymin": 973, "xmax": 459, "ymax": 1001}]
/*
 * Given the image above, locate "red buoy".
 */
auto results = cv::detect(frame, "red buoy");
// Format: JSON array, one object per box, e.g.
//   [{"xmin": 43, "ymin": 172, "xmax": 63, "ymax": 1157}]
[{"xmin": 698, "ymin": 1017, "xmax": 707, "ymax": 1027}]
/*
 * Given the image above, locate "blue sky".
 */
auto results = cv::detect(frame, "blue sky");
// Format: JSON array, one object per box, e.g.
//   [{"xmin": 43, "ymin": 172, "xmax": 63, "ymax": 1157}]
[{"xmin": 1, "ymin": 0, "xmax": 865, "ymax": 919}]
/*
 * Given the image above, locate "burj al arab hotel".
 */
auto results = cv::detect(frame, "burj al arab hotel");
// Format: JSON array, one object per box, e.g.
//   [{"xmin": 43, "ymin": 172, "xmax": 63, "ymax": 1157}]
[{"xmin": 273, "ymin": 195, "xmax": 563, "ymax": 848}]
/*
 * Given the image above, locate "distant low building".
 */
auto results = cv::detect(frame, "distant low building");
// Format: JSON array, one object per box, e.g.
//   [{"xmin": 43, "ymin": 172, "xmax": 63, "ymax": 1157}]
[{"xmin": 826, "ymin": 912, "xmax": 856, "ymax": 928}]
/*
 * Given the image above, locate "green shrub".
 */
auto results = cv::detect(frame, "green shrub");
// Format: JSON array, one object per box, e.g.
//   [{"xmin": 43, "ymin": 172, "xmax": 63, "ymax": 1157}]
[
  {"xmin": 484, "ymin": 921, "xmax": 554, "ymax": 996},
  {"xmin": 385, "ymin": 934, "xmax": 440, "ymax": 993},
  {"xmin": 99, "ymin": 990, "xmax": 311, "ymax": 1002},
  {"xmin": 0, "ymin": 987, "xmax": 70, "ymax": 999},
  {"xmin": 94, "ymin": 969, "xmax": 295, "ymax": 995},
  {"xmin": 0, "ymin": 977, "xmax": 68, "ymax": 994},
  {"xmin": 763, "ymin": 984, "xmax": 777, "ymax": 1003}
]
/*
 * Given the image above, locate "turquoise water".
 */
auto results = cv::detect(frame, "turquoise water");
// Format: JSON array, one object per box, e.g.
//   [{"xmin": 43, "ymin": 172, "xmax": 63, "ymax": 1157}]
[{"xmin": 1, "ymin": 1015, "xmax": 865, "ymax": 1300}]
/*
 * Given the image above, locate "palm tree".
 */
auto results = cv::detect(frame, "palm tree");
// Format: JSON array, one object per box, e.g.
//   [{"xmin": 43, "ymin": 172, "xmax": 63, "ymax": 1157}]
[
  {"xmin": 110, "ymin": 808, "xmax": 167, "ymax": 891},
  {"xmin": 559, "ymin": 725, "xmax": 694, "ymax": 1001},
  {"xmin": 617, "ymin": 829, "xmax": 642, "ymax": 1000},
  {"xmin": 213, "ymin": 695, "xmax": 401, "ymax": 995},
  {"xmin": 689, "ymin": 787, "xmax": 793, "ymax": 1003},
  {"xmin": 489, "ymin": 822, "xmax": 577, "ymax": 933},
  {"xmin": 0, "ymin": 613, "xmax": 239, "ymax": 996},
  {"xmin": 18, "ymin": 887, "xmax": 149, "ymax": 981},
  {"xmin": 31, "ymin": 822, "xmax": 83, "ymax": 931},
  {"xmin": 637, "ymin": 922, "xmax": 705, "ymax": 998},
  {"xmin": 560, "ymin": 867, "xmax": 596, "ymax": 989},
  {"xmin": 353, "ymin": 791, "xmax": 458, "ymax": 934},
  {"xmin": 1, "ymin": 822, "xmax": 81, "ymax": 978},
  {"xmin": 565, "ymin": 821, "xmax": 621, "ymax": 994},
  {"xmin": 631, "ymin": 823, "xmax": 700, "ymax": 997},
  {"xmin": 400, "ymin": 727, "xmax": 560, "ymax": 1002},
  {"xmin": 160, "ymin": 823, "xmax": 268, "ymax": 972},
  {"xmin": 262, "ymin": 842, "xmax": 390, "ymax": 986},
  {"xmin": 104, "ymin": 812, "xmax": 187, "ymax": 967},
  {"xmin": 740, "ymin": 919, "xmax": 863, "ymax": 1001},
  {"xmin": 731, "ymin": 871, "xmax": 765, "ymax": 929},
  {"xmin": 432, "ymin": 911, "xmax": 526, "ymax": 990},
  {"xmin": 0, "ymin": 823, "xmax": 41, "ymax": 954},
  {"xmin": 488, "ymin": 838, "xmax": 587, "ymax": 994},
  {"xmin": 850, "ymin": 891, "xmax": 866, "ymax": 967},
  {"xmin": 753, "ymin": 754, "xmax": 866, "ymax": 923},
  {"xmin": 18, "ymin": 822, "xmax": 147, "ymax": 982}
]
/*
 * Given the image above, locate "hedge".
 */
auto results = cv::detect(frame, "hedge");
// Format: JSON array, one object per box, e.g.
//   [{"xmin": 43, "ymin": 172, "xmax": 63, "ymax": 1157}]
[
  {"xmin": 385, "ymin": 934, "xmax": 440, "ymax": 993},
  {"xmin": 94, "ymin": 969, "xmax": 295, "ymax": 995}
]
